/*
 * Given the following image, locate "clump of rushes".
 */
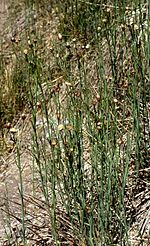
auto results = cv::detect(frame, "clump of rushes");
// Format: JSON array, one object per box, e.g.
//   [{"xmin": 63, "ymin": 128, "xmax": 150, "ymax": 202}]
[{"xmin": 1, "ymin": 0, "xmax": 149, "ymax": 245}]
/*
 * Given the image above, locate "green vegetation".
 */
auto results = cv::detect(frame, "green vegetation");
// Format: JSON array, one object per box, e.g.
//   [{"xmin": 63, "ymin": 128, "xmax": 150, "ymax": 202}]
[{"xmin": 0, "ymin": 0, "xmax": 149, "ymax": 245}]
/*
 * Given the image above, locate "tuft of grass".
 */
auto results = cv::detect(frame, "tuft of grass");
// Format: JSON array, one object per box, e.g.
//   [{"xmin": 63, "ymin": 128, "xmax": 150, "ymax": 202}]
[{"xmin": 0, "ymin": 0, "xmax": 149, "ymax": 245}]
